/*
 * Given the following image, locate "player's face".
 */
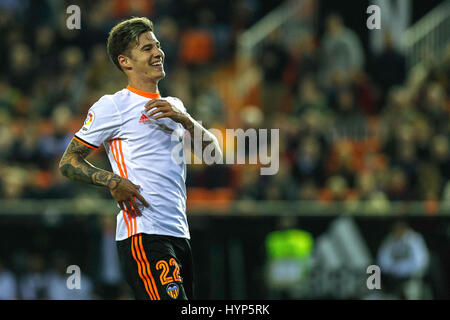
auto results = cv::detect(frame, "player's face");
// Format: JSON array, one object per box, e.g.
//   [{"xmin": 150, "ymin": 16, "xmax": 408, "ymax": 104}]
[{"xmin": 129, "ymin": 31, "xmax": 165, "ymax": 82}]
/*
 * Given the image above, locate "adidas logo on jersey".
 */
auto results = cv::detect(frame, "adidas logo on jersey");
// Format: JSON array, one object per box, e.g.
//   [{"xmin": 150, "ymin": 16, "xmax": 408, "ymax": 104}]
[{"xmin": 139, "ymin": 113, "xmax": 151, "ymax": 123}]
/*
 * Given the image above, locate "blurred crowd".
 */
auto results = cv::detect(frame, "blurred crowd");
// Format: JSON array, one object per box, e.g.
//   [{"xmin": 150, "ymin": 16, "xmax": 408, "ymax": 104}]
[
  {"xmin": 0, "ymin": 0, "xmax": 449, "ymax": 211},
  {"xmin": 233, "ymin": 14, "xmax": 449, "ymax": 212},
  {"xmin": 0, "ymin": 215, "xmax": 131, "ymax": 300}
]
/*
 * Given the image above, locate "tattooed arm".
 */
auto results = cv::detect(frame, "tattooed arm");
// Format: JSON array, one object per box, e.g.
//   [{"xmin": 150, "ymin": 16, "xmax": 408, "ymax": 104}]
[
  {"xmin": 144, "ymin": 99, "xmax": 223, "ymax": 162},
  {"xmin": 59, "ymin": 138, "xmax": 149, "ymax": 216},
  {"xmin": 180, "ymin": 115, "xmax": 223, "ymax": 162}
]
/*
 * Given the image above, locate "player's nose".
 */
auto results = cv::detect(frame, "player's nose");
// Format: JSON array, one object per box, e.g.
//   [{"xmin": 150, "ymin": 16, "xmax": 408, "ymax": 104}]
[{"xmin": 153, "ymin": 47, "xmax": 164, "ymax": 61}]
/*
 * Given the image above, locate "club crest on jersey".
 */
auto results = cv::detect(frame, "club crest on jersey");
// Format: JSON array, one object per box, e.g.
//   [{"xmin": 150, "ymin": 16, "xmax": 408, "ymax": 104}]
[
  {"xmin": 166, "ymin": 282, "xmax": 179, "ymax": 299},
  {"xmin": 82, "ymin": 111, "xmax": 95, "ymax": 131}
]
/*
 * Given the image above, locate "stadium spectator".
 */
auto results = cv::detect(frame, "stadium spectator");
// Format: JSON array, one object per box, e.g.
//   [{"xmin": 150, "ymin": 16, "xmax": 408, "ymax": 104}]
[
  {"xmin": 0, "ymin": 258, "xmax": 17, "ymax": 300},
  {"xmin": 319, "ymin": 13, "xmax": 365, "ymax": 88},
  {"xmin": 285, "ymin": 31, "xmax": 320, "ymax": 90},
  {"xmin": 293, "ymin": 77, "xmax": 329, "ymax": 118},
  {"xmin": 370, "ymin": 31, "xmax": 407, "ymax": 109},
  {"xmin": 263, "ymin": 159, "xmax": 299, "ymax": 201},
  {"xmin": 46, "ymin": 253, "xmax": 94, "ymax": 300},
  {"xmin": 6, "ymin": 42, "xmax": 36, "ymax": 93},
  {"xmin": 258, "ymin": 31, "xmax": 290, "ymax": 117},
  {"xmin": 19, "ymin": 254, "xmax": 49, "ymax": 300},
  {"xmin": 377, "ymin": 221, "xmax": 430, "ymax": 299},
  {"xmin": 95, "ymin": 215, "xmax": 124, "ymax": 300},
  {"xmin": 293, "ymin": 135, "xmax": 325, "ymax": 186}
]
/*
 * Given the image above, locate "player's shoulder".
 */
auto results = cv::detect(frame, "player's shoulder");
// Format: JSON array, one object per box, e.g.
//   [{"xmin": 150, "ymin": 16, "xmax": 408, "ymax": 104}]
[
  {"xmin": 163, "ymin": 95, "xmax": 183, "ymax": 103},
  {"xmin": 90, "ymin": 89, "xmax": 129, "ymax": 110},
  {"xmin": 163, "ymin": 96, "xmax": 186, "ymax": 112}
]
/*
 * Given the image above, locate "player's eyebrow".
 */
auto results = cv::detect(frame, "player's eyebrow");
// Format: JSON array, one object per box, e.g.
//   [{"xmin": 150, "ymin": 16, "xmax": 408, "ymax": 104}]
[{"xmin": 140, "ymin": 41, "xmax": 160, "ymax": 50}]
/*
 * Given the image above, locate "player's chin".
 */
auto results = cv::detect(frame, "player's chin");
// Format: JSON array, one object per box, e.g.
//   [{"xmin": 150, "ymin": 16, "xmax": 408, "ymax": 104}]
[
  {"xmin": 145, "ymin": 68, "xmax": 165, "ymax": 82},
  {"xmin": 153, "ymin": 69, "xmax": 166, "ymax": 80}
]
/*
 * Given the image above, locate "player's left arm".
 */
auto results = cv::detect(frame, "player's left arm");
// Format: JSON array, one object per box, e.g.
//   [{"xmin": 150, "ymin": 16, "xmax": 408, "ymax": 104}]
[{"xmin": 145, "ymin": 99, "xmax": 223, "ymax": 161}]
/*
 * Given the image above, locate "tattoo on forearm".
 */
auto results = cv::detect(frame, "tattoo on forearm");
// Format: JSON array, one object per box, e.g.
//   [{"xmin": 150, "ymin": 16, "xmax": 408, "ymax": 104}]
[
  {"xmin": 59, "ymin": 139, "xmax": 119, "ymax": 188},
  {"xmin": 183, "ymin": 120, "xmax": 214, "ymax": 152},
  {"xmin": 106, "ymin": 175, "xmax": 122, "ymax": 190}
]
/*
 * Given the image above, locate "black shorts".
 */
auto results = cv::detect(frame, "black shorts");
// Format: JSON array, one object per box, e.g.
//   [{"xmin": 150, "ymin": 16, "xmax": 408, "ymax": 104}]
[{"xmin": 116, "ymin": 233, "xmax": 194, "ymax": 300}]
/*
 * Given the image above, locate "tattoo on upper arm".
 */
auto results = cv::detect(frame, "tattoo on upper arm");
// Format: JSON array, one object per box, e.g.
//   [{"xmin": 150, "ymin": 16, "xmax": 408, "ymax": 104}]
[
  {"xmin": 63, "ymin": 139, "xmax": 93, "ymax": 159},
  {"xmin": 59, "ymin": 139, "xmax": 117, "ymax": 187}
]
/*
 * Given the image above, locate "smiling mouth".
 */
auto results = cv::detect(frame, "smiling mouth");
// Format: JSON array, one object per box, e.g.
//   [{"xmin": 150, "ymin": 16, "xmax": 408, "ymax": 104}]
[
  {"xmin": 150, "ymin": 61, "xmax": 163, "ymax": 69},
  {"xmin": 151, "ymin": 63, "xmax": 164, "ymax": 73}
]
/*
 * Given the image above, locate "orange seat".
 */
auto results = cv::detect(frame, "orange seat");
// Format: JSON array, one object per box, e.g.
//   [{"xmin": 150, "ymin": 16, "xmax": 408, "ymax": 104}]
[{"xmin": 187, "ymin": 187, "xmax": 234, "ymax": 212}]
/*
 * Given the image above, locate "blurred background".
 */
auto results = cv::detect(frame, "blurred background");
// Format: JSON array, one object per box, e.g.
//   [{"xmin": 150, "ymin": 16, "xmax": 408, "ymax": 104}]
[{"xmin": 0, "ymin": 0, "xmax": 449, "ymax": 300}]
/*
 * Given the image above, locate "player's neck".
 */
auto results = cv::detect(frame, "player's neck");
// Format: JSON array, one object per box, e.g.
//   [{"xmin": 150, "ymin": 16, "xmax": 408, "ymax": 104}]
[{"xmin": 127, "ymin": 78, "xmax": 159, "ymax": 94}]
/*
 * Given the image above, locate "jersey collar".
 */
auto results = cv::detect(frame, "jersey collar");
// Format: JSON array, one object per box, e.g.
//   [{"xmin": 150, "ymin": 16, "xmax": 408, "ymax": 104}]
[{"xmin": 126, "ymin": 85, "xmax": 161, "ymax": 99}]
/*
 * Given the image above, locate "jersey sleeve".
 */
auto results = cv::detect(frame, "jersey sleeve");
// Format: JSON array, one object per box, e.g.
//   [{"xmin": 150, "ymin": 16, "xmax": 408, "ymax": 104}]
[
  {"xmin": 74, "ymin": 96, "xmax": 122, "ymax": 149},
  {"xmin": 165, "ymin": 96, "xmax": 187, "ymax": 114}
]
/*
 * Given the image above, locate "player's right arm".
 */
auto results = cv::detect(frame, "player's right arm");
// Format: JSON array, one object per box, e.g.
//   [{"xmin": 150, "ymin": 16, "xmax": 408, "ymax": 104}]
[{"xmin": 59, "ymin": 138, "xmax": 149, "ymax": 216}]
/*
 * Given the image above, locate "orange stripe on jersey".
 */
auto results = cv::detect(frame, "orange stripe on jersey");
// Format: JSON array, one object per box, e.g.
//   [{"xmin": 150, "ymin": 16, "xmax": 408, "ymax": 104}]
[
  {"xmin": 116, "ymin": 139, "xmax": 137, "ymax": 236},
  {"xmin": 110, "ymin": 139, "xmax": 130, "ymax": 237},
  {"xmin": 73, "ymin": 136, "xmax": 98, "ymax": 150},
  {"xmin": 126, "ymin": 85, "xmax": 161, "ymax": 99},
  {"xmin": 110, "ymin": 139, "xmax": 124, "ymax": 177},
  {"xmin": 138, "ymin": 233, "xmax": 160, "ymax": 300},
  {"xmin": 131, "ymin": 235, "xmax": 155, "ymax": 300},
  {"xmin": 118, "ymin": 139, "xmax": 129, "ymax": 178},
  {"xmin": 111, "ymin": 138, "xmax": 138, "ymax": 237}
]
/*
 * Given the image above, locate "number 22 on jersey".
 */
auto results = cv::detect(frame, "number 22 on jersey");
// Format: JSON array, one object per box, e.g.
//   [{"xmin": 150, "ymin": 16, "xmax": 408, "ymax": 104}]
[{"xmin": 156, "ymin": 258, "xmax": 181, "ymax": 285}]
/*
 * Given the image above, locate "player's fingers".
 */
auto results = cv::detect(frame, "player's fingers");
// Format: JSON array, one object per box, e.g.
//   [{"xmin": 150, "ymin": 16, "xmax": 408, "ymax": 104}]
[
  {"xmin": 129, "ymin": 181, "xmax": 141, "ymax": 190},
  {"xmin": 133, "ymin": 191, "xmax": 149, "ymax": 207},
  {"xmin": 147, "ymin": 101, "xmax": 170, "ymax": 110},
  {"xmin": 144, "ymin": 99, "xmax": 160, "ymax": 109},
  {"xmin": 147, "ymin": 106, "xmax": 170, "ymax": 117},
  {"xmin": 146, "ymin": 106, "xmax": 162, "ymax": 117},
  {"xmin": 124, "ymin": 200, "xmax": 133, "ymax": 215},
  {"xmin": 129, "ymin": 198, "xmax": 142, "ymax": 216},
  {"xmin": 145, "ymin": 100, "xmax": 169, "ymax": 112},
  {"xmin": 152, "ymin": 111, "xmax": 173, "ymax": 120},
  {"xmin": 118, "ymin": 201, "xmax": 125, "ymax": 211}
]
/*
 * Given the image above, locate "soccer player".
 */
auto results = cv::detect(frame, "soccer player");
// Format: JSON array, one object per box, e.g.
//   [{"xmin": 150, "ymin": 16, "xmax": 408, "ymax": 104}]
[{"xmin": 59, "ymin": 17, "xmax": 222, "ymax": 300}]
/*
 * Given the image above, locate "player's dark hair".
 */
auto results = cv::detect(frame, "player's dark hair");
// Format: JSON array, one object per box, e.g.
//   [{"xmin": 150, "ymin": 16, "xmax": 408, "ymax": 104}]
[{"xmin": 107, "ymin": 17, "xmax": 154, "ymax": 72}]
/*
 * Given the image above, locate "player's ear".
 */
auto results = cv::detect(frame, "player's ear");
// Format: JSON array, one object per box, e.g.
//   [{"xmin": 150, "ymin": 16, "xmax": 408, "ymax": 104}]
[{"xmin": 118, "ymin": 54, "xmax": 132, "ymax": 71}]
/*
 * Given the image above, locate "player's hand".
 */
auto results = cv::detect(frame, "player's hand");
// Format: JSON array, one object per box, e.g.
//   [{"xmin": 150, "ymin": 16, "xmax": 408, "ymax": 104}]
[
  {"xmin": 144, "ymin": 99, "xmax": 190, "ymax": 126},
  {"xmin": 108, "ymin": 175, "xmax": 149, "ymax": 217}
]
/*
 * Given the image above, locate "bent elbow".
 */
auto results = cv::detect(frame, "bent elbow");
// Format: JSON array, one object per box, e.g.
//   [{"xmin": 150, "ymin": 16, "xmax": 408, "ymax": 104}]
[
  {"xmin": 58, "ymin": 163, "xmax": 66, "ymax": 177},
  {"xmin": 58, "ymin": 157, "xmax": 69, "ymax": 177}
]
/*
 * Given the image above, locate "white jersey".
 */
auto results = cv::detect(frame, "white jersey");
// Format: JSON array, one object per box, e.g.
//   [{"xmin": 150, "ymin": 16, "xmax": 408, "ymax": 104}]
[{"xmin": 74, "ymin": 86, "xmax": 189, "ymax": 241}]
